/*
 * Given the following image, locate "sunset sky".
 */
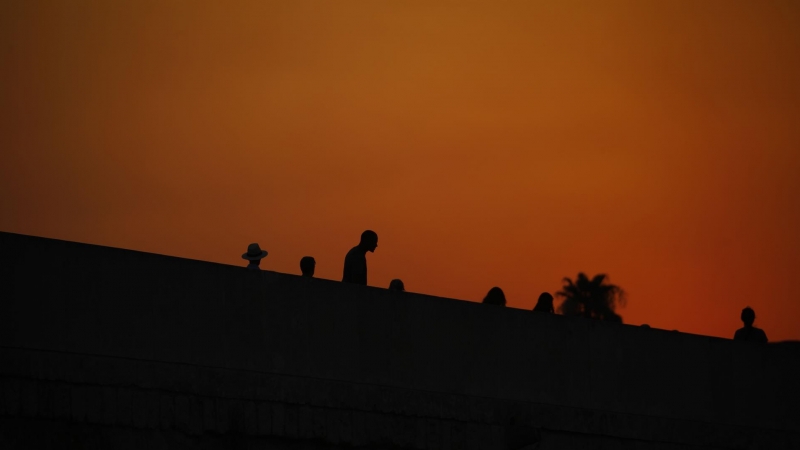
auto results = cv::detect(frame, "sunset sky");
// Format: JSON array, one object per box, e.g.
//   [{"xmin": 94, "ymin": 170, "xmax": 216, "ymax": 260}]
[{"xmin": 2, "ymin": 1, "xmax": 799, "ymax": 341}]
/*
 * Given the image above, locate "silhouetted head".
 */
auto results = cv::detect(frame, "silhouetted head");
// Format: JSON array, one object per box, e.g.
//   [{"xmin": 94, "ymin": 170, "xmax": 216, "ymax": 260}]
[
  {"xmin": 389, "ymin": 279, "xmax": 405, "ymax": 291},
  {"xmin": 741, "ymin": 307, "xmax": 756, "ymax": 327},
  {"xmin": 300, "ymin": 256, "xmax": 315, "ymax": 277},
  {"xmin": 242, "ymin": 243, "xmax": 268, "ymax": 265},
  {"xmin": 532, "ymin": 292, "xmax": 554, "ymax": 313},
  {"xmin": 359, "ymin": 230, "xmax": 378, "ymax": 252},
  {"xmin": 483, "ymin": 287, "xmax": 506, "ymax": 306}
]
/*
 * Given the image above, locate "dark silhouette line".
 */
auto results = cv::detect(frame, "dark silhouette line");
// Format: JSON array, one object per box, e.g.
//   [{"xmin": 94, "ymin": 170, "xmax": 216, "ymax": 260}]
[
  {"xmin": 239, "ymin": 236, "xmax": 776, "ymax": 341},
  {"xmin": 239, "ymin": 235, "xmax": 748, "ymax": 339}
]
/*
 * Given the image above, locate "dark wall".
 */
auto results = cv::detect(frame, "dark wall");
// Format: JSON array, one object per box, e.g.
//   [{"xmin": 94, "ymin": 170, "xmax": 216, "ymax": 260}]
[{"xmin": 1, "ymin": 231, "xmax": 799, "ymax": 448}]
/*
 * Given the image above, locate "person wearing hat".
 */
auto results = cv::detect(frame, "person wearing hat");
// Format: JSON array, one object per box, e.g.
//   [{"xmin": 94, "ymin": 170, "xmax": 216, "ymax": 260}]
[{"xmin": 242, "ymin": 243, "xmax": 268, "ymax": 270}]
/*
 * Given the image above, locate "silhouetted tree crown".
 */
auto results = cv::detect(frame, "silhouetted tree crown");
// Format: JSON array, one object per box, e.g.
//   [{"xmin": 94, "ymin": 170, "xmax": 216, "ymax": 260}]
[{"xmin": 557, "ymin": 273, "xmax": 625, "ymax": 322}]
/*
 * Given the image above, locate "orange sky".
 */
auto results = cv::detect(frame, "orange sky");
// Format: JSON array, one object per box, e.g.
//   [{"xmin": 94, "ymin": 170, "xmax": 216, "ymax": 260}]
[{"xmin": 2, "ymin": 0, "xmax": 799, "ymax": 341}]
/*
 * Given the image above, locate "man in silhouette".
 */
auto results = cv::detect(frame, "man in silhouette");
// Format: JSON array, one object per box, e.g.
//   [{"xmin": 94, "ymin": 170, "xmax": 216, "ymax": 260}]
[
  {"xmin": 734, "ymin": 307, "xmax": 768, "ymax": 343},
  {"xmin": 242, "ymin": 243, "xmax": 268, "ymax": 270},
  {"xmin": 300, "ymin": 256, "xmax": 315, "ymax": 277},
  {"xmin": 342, "ymin": 230, "xmax": 378, "ymax": 285}
]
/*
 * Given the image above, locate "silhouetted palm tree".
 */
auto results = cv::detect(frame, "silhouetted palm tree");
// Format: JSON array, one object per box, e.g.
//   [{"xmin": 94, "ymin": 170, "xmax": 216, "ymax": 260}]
[{"xmin": 557, "ymin": 273, "xmax": 625, "ymax": 322}]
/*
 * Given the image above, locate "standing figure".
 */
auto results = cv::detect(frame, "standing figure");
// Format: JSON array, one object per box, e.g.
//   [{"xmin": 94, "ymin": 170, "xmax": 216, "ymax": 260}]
[
  {"xmin": 300, "ymin": 256, "xmax": 316, "ymax": 277},
  {"xmin": 734, "ymin": 307, "xmax": 768, "ymax": 343},
  {"xmin": 342, "ymin": 230, "xmax": 378, "ymax": 285},
  {"xmin": 242, "ymin": 243, "xmax": 268, "ymax": 270}
]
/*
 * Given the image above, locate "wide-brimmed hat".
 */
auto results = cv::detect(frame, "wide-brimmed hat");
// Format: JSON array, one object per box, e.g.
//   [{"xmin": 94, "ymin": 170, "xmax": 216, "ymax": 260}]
[{"xmin": 242, "ymin": 243, "xmax": 268, "ymax": 260}]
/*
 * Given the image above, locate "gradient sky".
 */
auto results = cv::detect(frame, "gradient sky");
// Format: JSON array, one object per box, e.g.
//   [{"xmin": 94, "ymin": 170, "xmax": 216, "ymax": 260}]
[{"xmin": 2, "ymin": 1, "xmax": 799, "ymax": 341}]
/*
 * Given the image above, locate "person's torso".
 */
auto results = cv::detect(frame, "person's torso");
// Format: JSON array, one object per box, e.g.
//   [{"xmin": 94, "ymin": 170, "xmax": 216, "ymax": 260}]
[
  {"xmin": 343, "ymin": 247, "xmax": 367, "ymax": 284},
  {"xmin": 735, "ymin": 326, "xmax": 768, "ymax": 343}
]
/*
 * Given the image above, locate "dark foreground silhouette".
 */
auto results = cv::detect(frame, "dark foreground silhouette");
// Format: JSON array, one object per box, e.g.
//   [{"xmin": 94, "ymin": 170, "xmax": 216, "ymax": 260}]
[
  {"xmin": 3, "ymin": 231, "xmax": 795, "ymax": 450},
  {"xmin": 342, "ymin": 230, "xmax": 378, "ymax": 285},
  {"xmin": 242, "ymin": 243, "xmax": 268, "ymax": 270},
  {"xmin": 483, "ymin": 287, "xmax": 506, "ymax": 306},
  {"xmin": 300, "ymin": 256, "xmax": 315, "ymax": 277},
  {"xmin": 389, "ymin": 279, "xmax": 405, "ymax": 291},
  {"xmin": 533, "ymin": 292, "xmax": 554, "ymax": 313},
  {"xmin": 734, "ymin": 307, "xmax": 768, "ymax": 343},
  {"xmin": 238, "ymin": 236, "xmax": 775, "ymax": 346},
  {"xmin": 558, "ymin": 273, "xmax": 624, "ymax": 322}
]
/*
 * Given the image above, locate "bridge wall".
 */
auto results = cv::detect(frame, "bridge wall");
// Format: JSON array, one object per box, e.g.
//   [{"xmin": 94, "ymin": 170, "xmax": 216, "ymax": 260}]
[{"xmin": 1, "ymin": 232, "xmax": 798, "ymax": 449}]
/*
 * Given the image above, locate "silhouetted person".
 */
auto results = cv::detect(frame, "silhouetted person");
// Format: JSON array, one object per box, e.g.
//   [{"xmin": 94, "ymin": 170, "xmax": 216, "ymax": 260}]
[
  {"xmin": 242, "ymin": 243, "xmax": 267, "ymax": 270},
  {"xmin": 532, "ymin": 292, "xmax": 554, "ymax": 313},
  {"xmin": 342, "ymin": 230, "xmax": 378, "ymax": 285},
  {"xmin": 483, "ymin": 287, "xmax": 506, "ymax": 306},
  {"xmin": 300, "ymin": 256, "xmax": 315, "ymax": 277},
  {"xmin": 389, "ymin": 279, "xmax": 405, "ymax": 291},
  {"xmin": 734, "ymin": 307, "xmax": 768, "ymax": 344}
]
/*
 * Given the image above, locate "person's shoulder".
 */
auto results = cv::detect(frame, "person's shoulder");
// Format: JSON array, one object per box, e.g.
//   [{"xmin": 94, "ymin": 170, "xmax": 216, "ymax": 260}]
[
  {"xmin": 346, "ymin": 246, "xmax": 364, "ymax": 257},
  {"xmin": 344, "ymin": 246, "xmax": 364, "ymax": 263},
  {"xmin": 734, "ymin": 327, "xmax": 746, "ymax": 339}
]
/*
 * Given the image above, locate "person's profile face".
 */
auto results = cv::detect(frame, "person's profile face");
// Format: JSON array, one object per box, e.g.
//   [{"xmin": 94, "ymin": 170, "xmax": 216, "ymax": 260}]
[{"xmin": 366, "ymin": 237, "xmax": 378, "ymax": 252}]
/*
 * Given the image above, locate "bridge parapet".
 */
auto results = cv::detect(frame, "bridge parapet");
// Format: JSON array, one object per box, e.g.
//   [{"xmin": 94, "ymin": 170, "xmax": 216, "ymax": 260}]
[{"xmin": 1, "ymin": 231, "xmax": 798, "ymax": 449}]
